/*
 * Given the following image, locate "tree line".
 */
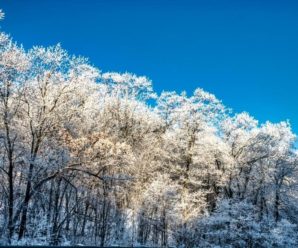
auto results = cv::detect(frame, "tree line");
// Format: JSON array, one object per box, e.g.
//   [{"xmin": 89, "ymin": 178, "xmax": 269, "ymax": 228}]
[{"xmin": 0, "ymin": 11, "xmax": 297, "ymax": 247}]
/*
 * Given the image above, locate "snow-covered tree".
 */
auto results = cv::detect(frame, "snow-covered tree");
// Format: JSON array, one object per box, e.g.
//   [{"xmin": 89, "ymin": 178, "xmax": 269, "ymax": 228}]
[{"xmin": 0, "ymin": 12, "xmax": 297, "ymax": 247}]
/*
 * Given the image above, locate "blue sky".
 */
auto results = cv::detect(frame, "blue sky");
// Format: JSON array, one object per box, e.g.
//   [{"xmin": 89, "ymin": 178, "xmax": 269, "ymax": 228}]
[{"xmin": 1, "ymin": 0, "xmax": 298, "ymax": 133}]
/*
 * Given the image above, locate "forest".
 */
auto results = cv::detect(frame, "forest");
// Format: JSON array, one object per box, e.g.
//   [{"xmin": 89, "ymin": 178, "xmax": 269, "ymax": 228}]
[{"xmin": 0, "ymin": 10, "xmax": 297, "ymax": 248}]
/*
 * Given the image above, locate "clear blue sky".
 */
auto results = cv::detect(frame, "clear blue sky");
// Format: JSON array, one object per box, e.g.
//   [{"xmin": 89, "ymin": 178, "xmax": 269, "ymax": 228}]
[{"xmin": 1, "ymin": 0, "xmax": 298, "ymax": 133}]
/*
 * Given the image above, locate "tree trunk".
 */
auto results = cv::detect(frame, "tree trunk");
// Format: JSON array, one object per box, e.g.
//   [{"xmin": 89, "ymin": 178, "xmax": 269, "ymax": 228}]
[
  {"xmin": 274, "ymin": 189, "xmax": 280, "ymax": 222},
  {"xmin": 18, "ymin": 162, "xmax": 34, "ymax": 240}
]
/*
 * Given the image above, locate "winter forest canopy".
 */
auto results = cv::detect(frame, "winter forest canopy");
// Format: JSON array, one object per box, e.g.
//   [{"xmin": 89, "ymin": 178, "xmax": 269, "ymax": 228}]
[{"xmin": 0, "ymin": 9, "xmax": 298, "ymax": 248}]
